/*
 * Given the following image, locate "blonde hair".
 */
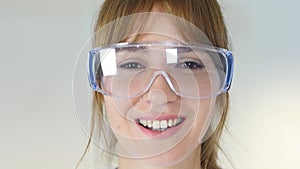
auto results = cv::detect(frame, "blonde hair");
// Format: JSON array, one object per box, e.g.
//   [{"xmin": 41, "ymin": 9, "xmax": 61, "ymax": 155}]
[{"xmin": 79, "ymin": 0, "xmax": 230, "ymax": 169}]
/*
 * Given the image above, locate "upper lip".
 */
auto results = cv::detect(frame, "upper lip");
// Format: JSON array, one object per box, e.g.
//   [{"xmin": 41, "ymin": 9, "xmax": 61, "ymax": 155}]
[{"xmin": 134, "ymin": 114, "xmax": 183, "ymax": 121}]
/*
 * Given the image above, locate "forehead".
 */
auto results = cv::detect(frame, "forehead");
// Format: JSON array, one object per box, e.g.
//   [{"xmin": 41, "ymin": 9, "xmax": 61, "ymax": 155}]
[
  {"xmin": 95, "ymin": 12, "xmax": 212, "ymax": 46},
  {"xmin": 124, "ymin": 13, "xmax": 186, "ymax": 42},
  {"xmin": 126, "ymin": 13, "xmax": 210, "ymax": 44},
  {"xmin": 125, "ymin": 33, "xmax": 179, "ymax": 43}
]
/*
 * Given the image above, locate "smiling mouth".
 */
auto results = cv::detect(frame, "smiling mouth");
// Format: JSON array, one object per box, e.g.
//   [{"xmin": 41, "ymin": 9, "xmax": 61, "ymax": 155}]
[{"xmin": 136, "ymin": 118, "xmax": 185, "ymax": 132}]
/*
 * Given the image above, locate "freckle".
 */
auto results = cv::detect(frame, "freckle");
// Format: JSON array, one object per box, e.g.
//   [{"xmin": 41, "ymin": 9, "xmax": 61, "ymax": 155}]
[{"xmin": 118, "ymin": 126, "xmax": 120, "ymax": 129}]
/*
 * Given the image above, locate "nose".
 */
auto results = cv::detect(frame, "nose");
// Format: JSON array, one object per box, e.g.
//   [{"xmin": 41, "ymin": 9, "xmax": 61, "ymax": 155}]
[{"xmin": 142, "ymin": 72, "xmax": 177, "ymax": 104}]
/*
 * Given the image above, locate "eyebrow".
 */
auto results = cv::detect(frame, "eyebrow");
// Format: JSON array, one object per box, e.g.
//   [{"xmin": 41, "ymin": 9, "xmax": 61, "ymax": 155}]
[
  {"xmin": 176, "ymin": 46, "xmax": 193, "ymax": 53},
  {"xmin": 116, "ymin": 46, "xmax": 147, "ymax": 52},
  {"xmin": 114, "ymin": 43, "xmax": 195, "ymax": 54}
]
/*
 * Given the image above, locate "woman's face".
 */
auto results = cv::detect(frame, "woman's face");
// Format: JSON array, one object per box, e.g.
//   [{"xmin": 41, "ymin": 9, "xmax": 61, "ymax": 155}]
[
  {"xmin": 103, "ymin": 34, "xmax": 217, "ymax": 166},
  {"xmin": 100, "ymin": 12, "xmax": 218, "ymax": 165}
]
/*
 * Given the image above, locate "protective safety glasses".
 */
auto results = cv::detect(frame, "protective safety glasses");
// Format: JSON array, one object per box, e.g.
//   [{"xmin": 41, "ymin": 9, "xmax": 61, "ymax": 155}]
[{"xmin": 88, "ymin": 42, "xmax": 233, "ymax": 99}]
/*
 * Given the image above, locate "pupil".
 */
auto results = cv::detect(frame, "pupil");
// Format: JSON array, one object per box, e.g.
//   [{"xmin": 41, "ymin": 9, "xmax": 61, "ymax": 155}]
[{"xmin": 186, "ymin": 62, "xmax": 197, "ymax": 69}]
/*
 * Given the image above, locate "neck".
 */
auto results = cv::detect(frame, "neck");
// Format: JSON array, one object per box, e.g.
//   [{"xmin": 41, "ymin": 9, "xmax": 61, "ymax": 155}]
[{"xmin": 118, "ymin": 146, "xmax": 201, "ymax": 169}]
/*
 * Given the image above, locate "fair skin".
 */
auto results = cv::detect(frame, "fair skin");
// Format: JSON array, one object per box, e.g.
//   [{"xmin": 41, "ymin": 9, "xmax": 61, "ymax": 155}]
[
  {"xmin": 118, "ymin": 146, "xmax": 201, "ymax": 169},
  {"xmin": 102, "ymin": 4, "xmax": 217, "ymax": 169},
  {"xmin": 103, "ymin": 34, "xmax": 216, "ymax": 169}
]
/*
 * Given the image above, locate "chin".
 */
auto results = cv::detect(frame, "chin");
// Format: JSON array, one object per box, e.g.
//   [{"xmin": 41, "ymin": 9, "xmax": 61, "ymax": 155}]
[{"xmin": 138, "ymin": 142, "xmax": 200, "ymax": 167}]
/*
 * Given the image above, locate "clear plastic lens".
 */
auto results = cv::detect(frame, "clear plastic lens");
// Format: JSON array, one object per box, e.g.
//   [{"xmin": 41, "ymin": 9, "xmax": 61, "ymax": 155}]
[{"xmin": 90, "ymin": 43, "xmax": 229, "ymax": 99}]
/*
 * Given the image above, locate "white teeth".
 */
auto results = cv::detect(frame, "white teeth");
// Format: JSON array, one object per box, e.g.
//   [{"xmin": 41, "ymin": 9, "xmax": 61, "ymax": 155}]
[
  {"xmin": 152, "ymin": 120, "xmax": 160, "ymax": 130},
  {"xmin": 147, "ymin": 120, "xmax": 152, "ymax": 128},
  {"xmin": 160, "ymin": 120, "xmax": 168, "ymax": 129},
  {"xmin": 173, "ymin": 118, "xmax": 177, "ymax": 126},
  {"xmin": 141, "ymin": 119, "xmax": 147, "ymax": 127},
  {"xmin": 168, "ymin": 119, "xmax": 173, "ymax": 127},
  {"xmin": 138, "ymin": 118, "xmax": 184, "ymax": 131}
]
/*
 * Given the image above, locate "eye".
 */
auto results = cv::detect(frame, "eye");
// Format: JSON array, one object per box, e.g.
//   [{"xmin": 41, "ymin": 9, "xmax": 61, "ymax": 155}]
[
  {"xmin": 176, "ymin": 61, "xmax": 204, "ymax": 70},
  {"xmin": 119, "ymin": 62, "xmax": 145, "ymax": 69}
]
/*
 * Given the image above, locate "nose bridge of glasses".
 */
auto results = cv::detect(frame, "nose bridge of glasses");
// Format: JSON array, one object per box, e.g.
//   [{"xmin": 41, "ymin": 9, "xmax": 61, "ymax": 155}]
[{"xmin": 146, "ymin": 70, "xmax": 178, "ymax": 95}]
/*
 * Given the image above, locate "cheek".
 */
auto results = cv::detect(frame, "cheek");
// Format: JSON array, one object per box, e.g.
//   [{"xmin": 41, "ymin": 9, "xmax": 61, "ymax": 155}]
[
  {"xmin": 103, "ymin": 96, "xmax": 139, "ymax": 137},
  {"xmin": 104, "ymin": 97, "xmax": 126, "ymax": 132},
  {"xmin": 185, "ymin": 98, "xmax": 216, "ymax": 141},
  {"xmin": 197, "ymin": 98, "xmax": 214, "ymax": 122}
]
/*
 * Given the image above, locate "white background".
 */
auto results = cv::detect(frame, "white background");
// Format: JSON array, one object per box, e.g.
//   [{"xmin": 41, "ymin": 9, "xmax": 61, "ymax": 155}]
[{"xmin": 0, "ymin": 0, "xmax": 299, "ymax": 168}]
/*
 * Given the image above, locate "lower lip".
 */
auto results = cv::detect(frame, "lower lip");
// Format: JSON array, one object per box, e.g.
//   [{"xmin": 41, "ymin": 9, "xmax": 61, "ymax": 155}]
[{"xmin": 136, "ymin": 120, "xmax": 185, "ymax": 139}]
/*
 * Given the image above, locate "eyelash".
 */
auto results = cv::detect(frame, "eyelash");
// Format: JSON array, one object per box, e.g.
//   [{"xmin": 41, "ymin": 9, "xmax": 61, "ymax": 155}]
[
  {"xmin": 119, "ymin": 62, "xmax": 145, "ymax": 69},
  {"xmin": 119, "ymin": 61, "xmax": 204, "ymax": 70},
  {"xmin": 176, "ymin": 61, "xmax": 204, "ymax": 70}
]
